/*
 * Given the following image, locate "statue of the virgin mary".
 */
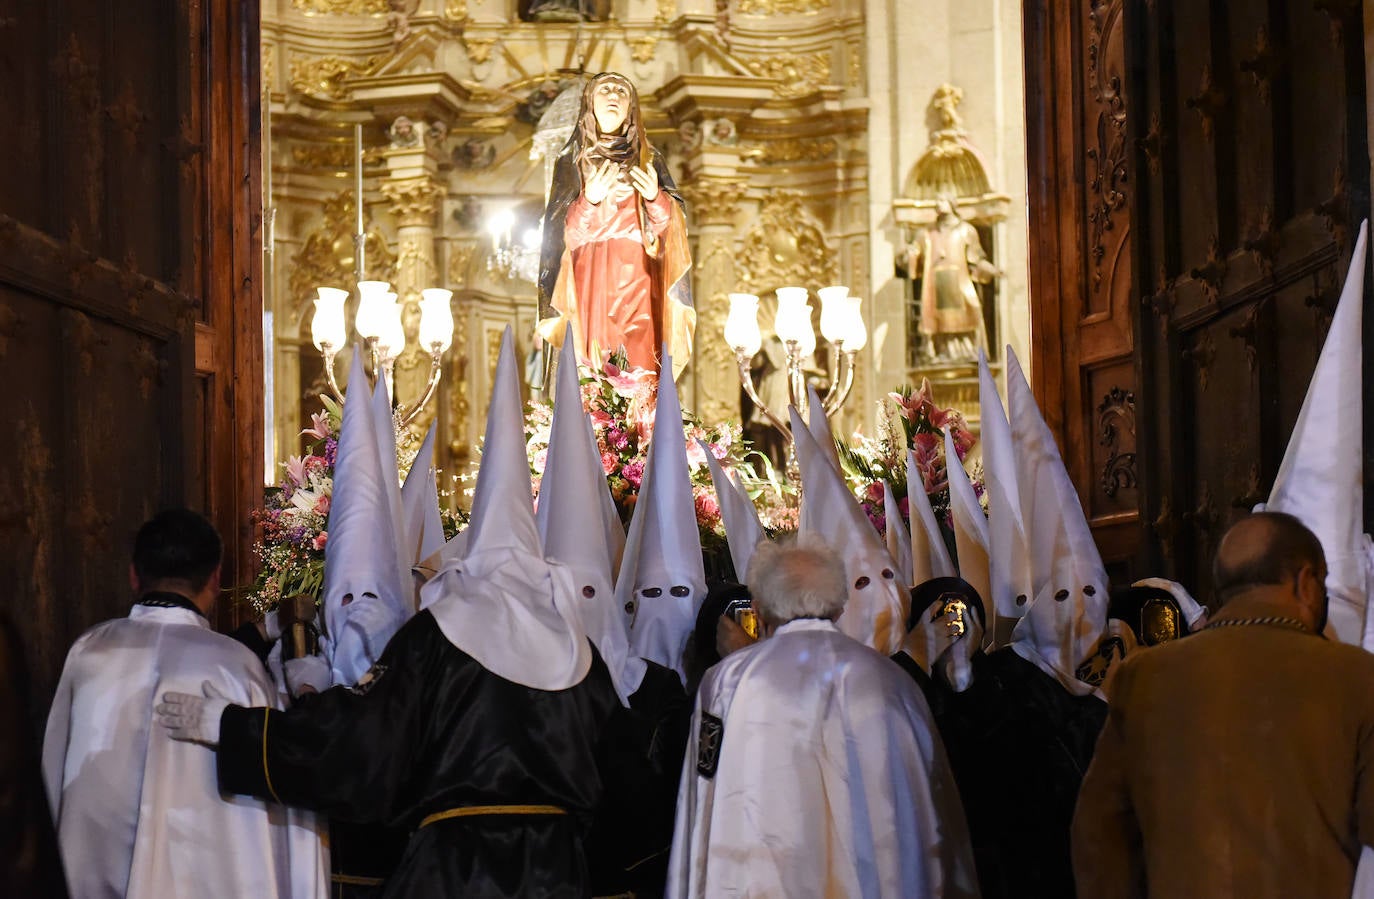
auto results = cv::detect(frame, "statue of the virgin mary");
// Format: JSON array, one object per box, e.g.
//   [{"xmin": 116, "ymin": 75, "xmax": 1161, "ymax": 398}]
[{"xmin": 536, "ymin": 73, "xmax": 694, "ymax": 380}]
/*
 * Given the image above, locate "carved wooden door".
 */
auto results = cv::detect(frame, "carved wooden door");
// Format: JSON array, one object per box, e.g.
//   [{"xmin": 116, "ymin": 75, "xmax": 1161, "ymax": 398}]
[
  {"xmin": 1128, "ymin": 1, "xmax": 1368, "ymax": 605},
  {"xmin": 0, "ymin": 1, "xmax": 263, "ymax": 715},
  {"xmin": 1024, "ymin": 0, "xmax": 1142, "ymax": 584},
  {"xmin": 1026, "ymin": 0, "xmax": 1370, "ymax": 605}
]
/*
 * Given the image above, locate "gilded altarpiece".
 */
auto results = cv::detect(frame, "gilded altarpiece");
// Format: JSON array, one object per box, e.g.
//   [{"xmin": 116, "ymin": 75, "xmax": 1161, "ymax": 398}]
[{"xmin": 261, "ymin": 0, "xmax": 873, "ymax": 489}]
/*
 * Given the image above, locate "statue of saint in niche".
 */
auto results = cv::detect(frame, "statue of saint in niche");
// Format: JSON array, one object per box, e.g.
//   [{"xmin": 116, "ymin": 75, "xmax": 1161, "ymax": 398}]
[
  {"xmin": 521, "ymin": 0, "xmax": 609, "ymax": 23},
  {"xmin": 905, "ymin": 198, "xmax": 1001, "ymax": 361},
  {"xmin": 537, "ymin": 73, "xmax": 694, "ymax": 380}
]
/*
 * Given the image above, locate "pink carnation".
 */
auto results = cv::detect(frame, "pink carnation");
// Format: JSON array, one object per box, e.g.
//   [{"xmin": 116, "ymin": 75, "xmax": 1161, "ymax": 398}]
[
  {"xmin": 313, "ymin": 531, "xmax": 328, "ymax": 551},
  {"xmin": 694, "ymin": 489, "xmax": 721, "ymax": 527},
  {"xmin": 601, "ymin": 451, "xmax": 619, "ymax": 474}
]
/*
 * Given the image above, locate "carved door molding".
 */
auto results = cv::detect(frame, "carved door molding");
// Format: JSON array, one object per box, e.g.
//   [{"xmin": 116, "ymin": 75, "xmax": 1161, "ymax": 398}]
[{"xmin": 1024, "ymin": 0, "xmax": 1141, "ymax": 582}]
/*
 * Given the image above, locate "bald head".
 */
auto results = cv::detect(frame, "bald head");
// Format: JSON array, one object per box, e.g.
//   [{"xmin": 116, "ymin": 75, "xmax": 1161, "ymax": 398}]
[{"xmin": 1212, "ymin": 512, "xmax": 1326, "ymax": 603}]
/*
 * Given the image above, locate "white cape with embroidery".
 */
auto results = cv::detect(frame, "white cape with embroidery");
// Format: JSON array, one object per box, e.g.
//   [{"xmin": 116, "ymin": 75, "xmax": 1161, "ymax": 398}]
[
  {"xmin": 42, "ymin": 605, "xmax": 328, "ymax": 899},
  {"xmin": 666, "ymin": 619, "xmax": 978, "ymax": 899}
]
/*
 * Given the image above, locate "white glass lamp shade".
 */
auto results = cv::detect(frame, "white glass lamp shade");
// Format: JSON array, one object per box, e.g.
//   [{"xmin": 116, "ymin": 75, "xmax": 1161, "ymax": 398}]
[
  {"xmin": 773, "ymin": 287, "xmax": 811, "ymax": 346},
  {"xmin": 354, "ymin": 280, "xmax": 393, "ymax": 340},
  {"xmin": 311, "ymin": 287, "xmax": 349, "ymax": 350},
  {"xmin": 841, "ymin": 296, "xmax": 868, "ymax": 351},
  {"xmin": 796, "ymin": 305, "xmax": 817, "ymax": 357},
  {"xmin": 816, "ymin": 285, "xmax": 850, "ymax": 344},
  {"xmin": 724, "ymin": 293, "xmax": 762, "ymax": 356},
  {"xmin": 378, "ymin": 294, "xmax": 406, "ymax": 362},
  {"xmin": 419, "ymin": 288, "xmax": 455, "ymax": 353}
]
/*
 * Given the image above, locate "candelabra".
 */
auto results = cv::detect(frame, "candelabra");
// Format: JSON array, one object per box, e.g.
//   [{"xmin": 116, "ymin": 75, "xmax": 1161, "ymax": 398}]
[
  {"xmin": 724, "ymin": 286, "xmax": 868, "ymax": 450},
  {"xmin": 310, "ymin": 281, "xmax": 455, "ymax": 427},
  {"xmin": 486, "ymin": 209, "xmax": 542, "ymax": 283}
]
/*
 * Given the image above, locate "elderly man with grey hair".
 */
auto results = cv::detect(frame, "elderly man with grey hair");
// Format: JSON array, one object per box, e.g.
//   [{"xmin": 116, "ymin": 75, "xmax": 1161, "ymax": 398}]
[{"xmin": 666, "ymin": 539, "xmax": 979, "ymax": 898}]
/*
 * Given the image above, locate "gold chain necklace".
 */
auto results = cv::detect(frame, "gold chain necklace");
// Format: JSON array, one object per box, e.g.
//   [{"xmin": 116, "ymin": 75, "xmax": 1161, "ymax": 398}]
[{"xmin": 1203, "ymin": 615, "xmax": 1309, "ymax": 634}]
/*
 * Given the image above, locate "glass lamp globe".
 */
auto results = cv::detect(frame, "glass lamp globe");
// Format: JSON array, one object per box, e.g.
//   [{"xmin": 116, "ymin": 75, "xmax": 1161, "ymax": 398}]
[{"xmin": 311, "ymin": 287, "xmax": 348, "ymax": 351}]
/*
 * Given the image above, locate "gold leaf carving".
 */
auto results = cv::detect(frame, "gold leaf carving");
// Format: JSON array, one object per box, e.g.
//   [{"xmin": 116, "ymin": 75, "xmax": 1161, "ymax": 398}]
[
  {"xmin": 291, "ymin": 0, "xmax": 389, "ymax": 14},
  {"xmin": 655, "ymin": 0, "xmax": 677, "ymax": 26},
  {"xmin": 464, "ymin": 37, "xmax": 495, "ymax": 65},
  {"xmin": 291, "ymin": 144, "xmax": 353, "ymax": 169},
  {"xmin": 444, "ymin": 0, "xmax": 468, "ymax": 21},
  {"xmin": 380, "ymin": 176, "xmax": 446, "ymax": 228},
  {"xmin": 738, "ymin": 191, "xmax": 837, "ymax": 289},
  {"xmin": 447, "ymin": 243, "xmax": 477, "ymax": 286},
  {"xmin": 287, "ymin": 191, "xmax": 397, "ymax": 325},
  {"xmin": 742, "ymin": 51, "xmax": 831, "ymax": 98},
  {"xmin": 289, "ymin": 54, "xmax": 384, "ymax": 100},
  {"xmin": 736, "ymin": 0, "xmax": 826, "ymax": 13},
  {"xmin": 629, "ymin": 36, "xmax": 659, "ymax": 64},
  {"xmin": 680, "ymin": 179, "xmax": 746, "ymax": 228},
  {"xmin": 751, "ymin": 137, "xmax": 837, "ymax": 165}
]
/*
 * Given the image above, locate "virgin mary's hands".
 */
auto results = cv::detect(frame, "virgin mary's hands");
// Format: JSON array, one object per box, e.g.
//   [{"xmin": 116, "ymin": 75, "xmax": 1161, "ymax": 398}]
[
  {"xmin": 583, "ymin": 161, "xmax": 620, "ymax": 205},
  {"xmin": 629, "ymin": 164, "xmax": 659, "ymax": 202}
]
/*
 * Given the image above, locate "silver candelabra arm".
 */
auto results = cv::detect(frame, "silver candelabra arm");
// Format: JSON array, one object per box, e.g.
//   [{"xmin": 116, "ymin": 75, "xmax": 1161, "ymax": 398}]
[
  {"xmin": 398, "ymin": 348, "xmax": 444, "ymax": 428},
  {"xmin": 821, "ymin": 347, "xmax": 858, "ymax": 417},
  {"xmin": 735, "ymin": 350, "xmax": 790, "ymax": 439},
  {"xmin": 319, "ymin": 343, "xmax": 346, "ymax": 403}
]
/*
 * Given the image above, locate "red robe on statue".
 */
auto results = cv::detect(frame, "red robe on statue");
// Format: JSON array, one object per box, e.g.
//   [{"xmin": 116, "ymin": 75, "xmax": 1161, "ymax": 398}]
[{"xmin": 563, "ymin": 188, "xmax": 672, "ymax": 373}]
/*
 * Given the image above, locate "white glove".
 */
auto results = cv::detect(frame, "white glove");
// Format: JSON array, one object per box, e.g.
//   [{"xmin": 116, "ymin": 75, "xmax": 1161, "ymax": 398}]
[
  {"xmin": 284, "ymin": 655, "xmax": 332, "ymax": 697},
  {"xmin": 261, "ymin": 609, "xmax": 282, "ymax": 641},
  {"xmin": 156, "ymin": 680, "xmax": 231, "ymax": 747}
]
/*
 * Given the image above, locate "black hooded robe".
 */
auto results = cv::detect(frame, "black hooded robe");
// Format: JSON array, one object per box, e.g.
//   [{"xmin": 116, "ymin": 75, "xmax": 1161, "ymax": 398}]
[{"xmin": 216, "ymin": 610, "xmax": 621, "ymax": 898}]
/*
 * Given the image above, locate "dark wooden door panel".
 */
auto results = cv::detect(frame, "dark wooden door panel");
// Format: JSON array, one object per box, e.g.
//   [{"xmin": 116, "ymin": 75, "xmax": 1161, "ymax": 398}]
[
  {"xmin": 1028, "ymin": 0, "xmax": 1368, "ymax": 604},
  {"xmin": 0, "ymin": 0, "xmax": 262, "ymax": 720}
]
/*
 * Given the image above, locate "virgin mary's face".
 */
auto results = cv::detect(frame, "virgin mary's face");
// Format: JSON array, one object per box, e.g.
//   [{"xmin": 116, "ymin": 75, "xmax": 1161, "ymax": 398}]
[{"xmin": 592, "ymin": 80, "xmax": 631, "ymax": 135}]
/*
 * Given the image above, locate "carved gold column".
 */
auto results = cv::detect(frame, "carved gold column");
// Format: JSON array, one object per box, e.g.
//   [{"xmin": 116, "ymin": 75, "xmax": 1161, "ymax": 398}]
[
  {"xmin": 379, "ymin": 146, "xmax": 445, "ymax": 438},
  {"xmin": 681, "ymin": 177, "xmax": 746, "ymax": 423}
]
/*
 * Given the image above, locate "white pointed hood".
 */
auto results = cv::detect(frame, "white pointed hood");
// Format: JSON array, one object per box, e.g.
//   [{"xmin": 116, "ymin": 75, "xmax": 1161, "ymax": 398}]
[
  {"xmin": 699, "ymin": 439, "xmax": 766, "ymax": 582},
  {"xmin": 400, "ymin": 422, "xmax": 446, "ymax": 568},
  {"xmin": 907, "ymin": 449, "xmax": 958, "ymax": 585},
  {"xmin": 1265, "ymin": 221, "xmax": 1369, "ymax": 646},
  {"xmin": 793, "ymin": 405, "xmax": 908, "ymax": 655},
  {"xmin": 370, "ymin": 370, "xmax": 413, "ymax": 604},
  {"xmin": 321, "ymin": 349, "xmax": 410, "ymax": 686},
  {"xmin": 421, "ymin": 327, "xmax": 593, "ymax": 690},
  {"xmin": 944, "ymin": 428, "xmax": 993, "ymax": 621},
  {"xmin": 616, "ymin": 349, "xmax": 706, "ymax": 684},
  {"xmin": 883, "ymin": 482, "xmax": 915, "ymax": 587},
  {"xmin": 537, "ymin": 330, "xmax": 643, "ymax": 703},
  {"xmin": 979, "ymin": 349, "xmax": 1032, "ymax": 644},
  {"xmin": 1005, "ymin": 348, "xmax": 1108, "ymax": 696},
  {"xmin": 807, "ymin": 385, "xmax": 843, "ymax": 473}
]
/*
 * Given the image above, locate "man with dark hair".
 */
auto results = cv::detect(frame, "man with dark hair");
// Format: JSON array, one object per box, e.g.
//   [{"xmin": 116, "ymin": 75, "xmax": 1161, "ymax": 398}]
[
  {"xmin": 42, "ymin": 509, "xmax": 326, "ymax": 898},
  {"xmin": 131, "ymin": 507, "xmax": 224, "ymax": 592},
  {"xmin": 1072, "ymin": 511, "xmax": 1374, "ymax": 898}
]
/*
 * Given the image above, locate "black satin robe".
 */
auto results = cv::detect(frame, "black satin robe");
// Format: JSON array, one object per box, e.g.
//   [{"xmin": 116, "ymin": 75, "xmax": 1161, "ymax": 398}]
[
  {"xmin": 586, "ymin": 660, "xmax": 691, "ymax": 898},
  {"xmin": 217, "ymin": 610, "xmax": 621, "ymax": 898},
  {"xmin": 895, "ymin": 647, "xmax": 1107, "ymax": 899}
]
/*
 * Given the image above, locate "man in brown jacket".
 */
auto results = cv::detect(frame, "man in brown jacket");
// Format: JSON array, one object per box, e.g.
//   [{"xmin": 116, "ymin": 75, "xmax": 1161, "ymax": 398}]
[{"xmin": 1072, "ymin": 511, "xmax": 1374, "ymax": 898}]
